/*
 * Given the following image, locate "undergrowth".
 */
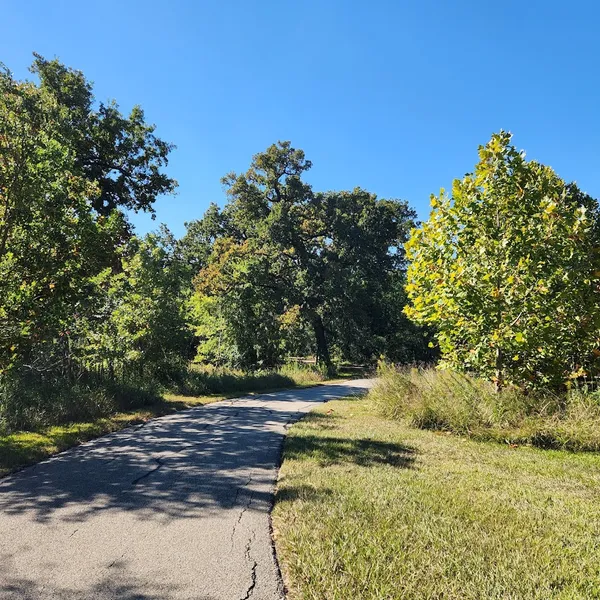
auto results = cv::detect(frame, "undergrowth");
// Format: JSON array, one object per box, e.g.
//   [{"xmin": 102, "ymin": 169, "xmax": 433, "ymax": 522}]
[{"xmin": 371, "ymin": 364, "xmax": 600, "ymax": 451}]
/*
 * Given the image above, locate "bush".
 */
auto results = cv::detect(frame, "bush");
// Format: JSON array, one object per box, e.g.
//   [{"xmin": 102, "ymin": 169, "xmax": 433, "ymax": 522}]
[{"xmin": 371, "ymin": 364, "xmax": 600, "ymax": 451}]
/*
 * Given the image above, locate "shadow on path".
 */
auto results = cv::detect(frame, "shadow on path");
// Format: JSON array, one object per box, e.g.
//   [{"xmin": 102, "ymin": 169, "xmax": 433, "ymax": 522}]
[
  {"xmin": 0, "ymin": 381, "xmax": 371, "ymax": 599},
  {"xmin": 0, "ymin": 384, "xmax": 367, "ymax": 524}
]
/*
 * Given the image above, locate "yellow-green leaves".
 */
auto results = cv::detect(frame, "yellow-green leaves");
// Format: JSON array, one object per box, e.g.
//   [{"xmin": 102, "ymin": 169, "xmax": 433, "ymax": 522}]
[{"xmin": 404, "ymin": 131, "xmax": 600, "ymax": 390}]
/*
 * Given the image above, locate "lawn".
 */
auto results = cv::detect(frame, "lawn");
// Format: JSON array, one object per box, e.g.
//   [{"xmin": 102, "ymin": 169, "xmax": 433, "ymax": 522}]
[{"xmin": 272, "ymin": 396, "xmax": 600, "ymax": 599}]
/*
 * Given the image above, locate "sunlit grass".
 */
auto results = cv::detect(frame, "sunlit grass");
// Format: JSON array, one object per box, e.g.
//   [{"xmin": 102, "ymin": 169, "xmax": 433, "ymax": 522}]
[
  {"xmin": 273, "ymin": 396, "xmax": 600, "ymax": 599},
  {"xmin": 371, "ymin": 364, "xmax": 600, "ymax": 452}
]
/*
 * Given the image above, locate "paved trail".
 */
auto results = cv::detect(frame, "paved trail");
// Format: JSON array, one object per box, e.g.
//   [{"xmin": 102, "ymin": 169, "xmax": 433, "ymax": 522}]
[{"xmin": 0, "ymin": 380, "xmax": 372, "ymax": 600}]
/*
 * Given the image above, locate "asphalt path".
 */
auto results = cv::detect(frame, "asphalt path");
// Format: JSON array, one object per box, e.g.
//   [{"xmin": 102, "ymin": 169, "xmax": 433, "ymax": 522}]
[{"xmin": 0, "ymin": 379, "xmax": 372, "ymax": 600}]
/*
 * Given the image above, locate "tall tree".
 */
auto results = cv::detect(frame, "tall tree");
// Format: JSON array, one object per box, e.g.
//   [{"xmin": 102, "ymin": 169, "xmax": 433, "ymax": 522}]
[
  {"xmin": 31, "ymin": 54, "xmax": 177, "ymax": 216},
  {"xmin": 405, "ymin": 131, "xmax": 600, "ymax": 390},
  {"xmin": 193, "ymin": 141, "xmax": 418, "ymax": 371},
  {"xmin": 0, "ymin": 56, "xmax": 176, "ymax": 376},
  {"xmin": 78, "ymin": 228, "xmax": 194, "ymax": 381}
]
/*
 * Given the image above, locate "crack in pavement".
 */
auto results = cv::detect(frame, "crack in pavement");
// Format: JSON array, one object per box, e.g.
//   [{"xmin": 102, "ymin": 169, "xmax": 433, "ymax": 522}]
[
  {"xmin": 131, "ymin": 457, "xmax": 165, "ymax": 486},
  {"xmin": 240, "ymin": 531, "xmax": 257, "ymax": 600},
  {"xmin": 107, "ymin": 552, "xmax": 126, "ymax": 568},
  {"xmin": 230, "ymin": 479, "xmax": 253, "ymax": 546}
]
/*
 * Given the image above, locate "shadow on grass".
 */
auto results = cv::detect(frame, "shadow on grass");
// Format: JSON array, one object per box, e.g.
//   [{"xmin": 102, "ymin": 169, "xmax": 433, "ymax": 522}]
[
  {"xmin": 275, "ymin": 484, "xmax": 335, "ymax": 504},
  {"xmin": 284, "ymin": 434, "xmax": 416, "ymax": 468}
]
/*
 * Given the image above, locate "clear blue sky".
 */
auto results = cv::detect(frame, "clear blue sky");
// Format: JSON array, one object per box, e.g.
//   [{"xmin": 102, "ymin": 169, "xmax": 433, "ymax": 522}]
[{"xmin": 3, "ymin": 0, "xmax": 599, "ymax": 237}]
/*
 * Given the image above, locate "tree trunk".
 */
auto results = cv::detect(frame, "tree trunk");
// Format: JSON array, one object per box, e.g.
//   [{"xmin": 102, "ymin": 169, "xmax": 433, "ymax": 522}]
[
  {"xmin": 494, "ymin": 346, "xmax": 503, "ymax": 393},
  {"xmin": 311, "ymin": 313, "xmax": 333, "ymax": 374}
]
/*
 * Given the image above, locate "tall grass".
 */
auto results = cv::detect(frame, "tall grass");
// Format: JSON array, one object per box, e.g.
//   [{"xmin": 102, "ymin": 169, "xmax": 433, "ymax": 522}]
[
  {"xmin": 0, "ymin": 372, "xmax": 161, "ymax": 434},
  {"xmin": 370, "ymin": 364, "xmax": 600, "ymax": 451},
  {"xmin": 0, "ymin": 363, "xmax": 327, "ymax": 434},
  {"xmin": 170, "ymin": 362, "xmax": 326, "ymax": 396}
]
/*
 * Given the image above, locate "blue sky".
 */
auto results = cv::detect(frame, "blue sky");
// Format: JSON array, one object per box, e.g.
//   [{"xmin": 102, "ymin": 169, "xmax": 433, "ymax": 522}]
[{"xmin": 3, "ymin": 0, "xmax": 599, "ymax": 237}]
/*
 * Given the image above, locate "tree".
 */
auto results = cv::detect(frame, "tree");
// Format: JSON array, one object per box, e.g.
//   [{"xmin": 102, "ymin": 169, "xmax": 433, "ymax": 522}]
[
  {"xmin": 0, "ymin": 56, "xmax": 176, "ymax": 378},
  {"xmin": 31, "ymin": 54, "xmax": 177, "ymax": 216},
  {"xmin": 192, "ymin": 141, "xmax": 418, "ymax": 371},
  {"xmin": 404, "ymin": 131, "xmax": 600, "ymax": 390},
  {"xmin": 177, "ymin": 203, "xmax": 226, "ymax": 276},
  {"xmin": 0, "ymin": 62, "xmax": 120, "ymax": 374},
  {"xmin": 78, "ymin": 229, "xmax": 194, "ymax": 381}
]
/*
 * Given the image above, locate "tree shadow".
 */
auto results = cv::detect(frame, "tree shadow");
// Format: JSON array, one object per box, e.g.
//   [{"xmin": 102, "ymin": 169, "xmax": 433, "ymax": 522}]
[
  {"xmin": 0, "ymin": 382, "xmax": 370, "ymax": 598},
  {"xmin": 0, "ymin": 555, "xmax": 205, "ymax": 600},
  {"xmin": 0, "ymin": 385, "xmax": 358, "ymax": 517},
  {"xmin": 284, "ymin": 434, "xmax": 416, "ymax": 468}
]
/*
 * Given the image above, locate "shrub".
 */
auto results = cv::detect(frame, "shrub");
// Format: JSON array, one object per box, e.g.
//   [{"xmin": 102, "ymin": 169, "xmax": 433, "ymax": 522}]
[{"xmin": 0, "ymin": 362, "xmax": 327, "ymax": 434}]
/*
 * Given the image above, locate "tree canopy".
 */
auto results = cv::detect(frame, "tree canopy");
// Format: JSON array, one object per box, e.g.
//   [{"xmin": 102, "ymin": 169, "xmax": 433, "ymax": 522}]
[
  {"xmin": 188, "ymin": 141, "xmax": 426, "ymax": 371},
  {"xmin": 0, "ymin": 55, "xmax": 178, "ymax": 382},
  {"xmin": 9, "ymin": 51, "xmax": 600, "ymax": 434},
  {"xmin": 405, "ymin": 131, "xmax": 600, "ymax": 390}
]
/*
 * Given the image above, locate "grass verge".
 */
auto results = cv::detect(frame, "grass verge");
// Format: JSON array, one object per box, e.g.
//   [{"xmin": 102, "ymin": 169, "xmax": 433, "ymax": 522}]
[{"xmin": 273, "ymin": 396, "xmax": 600, "ymax": 599}]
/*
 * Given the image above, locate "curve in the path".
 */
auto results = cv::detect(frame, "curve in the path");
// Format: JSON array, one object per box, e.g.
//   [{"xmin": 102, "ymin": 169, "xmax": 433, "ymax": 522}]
[{"xmin": 0, "ymin": 379, "xmax": 372, "ymax": 600}]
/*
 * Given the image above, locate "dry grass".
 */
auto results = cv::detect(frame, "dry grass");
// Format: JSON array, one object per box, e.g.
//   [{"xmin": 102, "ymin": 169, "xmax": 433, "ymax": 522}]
[{"xmin": 370, "ymin": 364, "xmax": 600, "ymax": 451}]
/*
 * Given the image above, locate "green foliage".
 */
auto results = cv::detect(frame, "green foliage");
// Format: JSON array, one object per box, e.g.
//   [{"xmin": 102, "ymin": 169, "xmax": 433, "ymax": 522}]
[
  {"xmin": 31, "ymin": 54, "xmax": 177, "ymax": 216},
  {"xmin": 190, "ymin": 141, "xmax": 423, "ymax": 370},
  {"xmin": 405, "ymin": 131, "xmax": 600, "ymax": 390},
  {"xmin": 0, "ymin": 55, "xmax": 179, "ymax": 430},
  {"xmin": 77, "ymin": 228, "xmax": 194, "ymax": 382},
  {"xmin": 0, "ymin": 371, "xmax": 160, "ymax": 434},
  {"xmin": 170, "ymin": 362, "xmax": 325, "ymax": 397},
  {"xmin": 371, "ymin": 365, "xmax": 600, "ymax": 451}
]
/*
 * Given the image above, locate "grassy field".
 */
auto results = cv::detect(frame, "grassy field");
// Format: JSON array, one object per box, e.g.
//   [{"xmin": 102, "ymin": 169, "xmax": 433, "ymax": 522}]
[{"xmin": 273, "ymin": 396, "xmax": 600, "ymax": 599}]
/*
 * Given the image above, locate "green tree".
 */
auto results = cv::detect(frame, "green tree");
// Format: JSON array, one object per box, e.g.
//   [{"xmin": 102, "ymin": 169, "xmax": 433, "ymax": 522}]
[
  {"xmin": 0, "ymin": 56, "xmax": 176, "ymax": 379},
  {"xmin": 0, "ymin": 62, "xmax": 121, "ymax": 374},
  {"xmin": 78, "ymin": 229, "xmax": 194, "ymax": 381},
  {"xmin": 405, "ymin": 131, "xmax": 600, "ymax": 390},
  {"xmin": 192, "ymin": 142, "xmax": 418, "ymax": 371},
  {"xmin": 31, "ymin": 54, "xmax": 177, "ymax": 216},
  {"xmin": 177, "ymin": 202, "xmax": 226, "ymax": 279}
]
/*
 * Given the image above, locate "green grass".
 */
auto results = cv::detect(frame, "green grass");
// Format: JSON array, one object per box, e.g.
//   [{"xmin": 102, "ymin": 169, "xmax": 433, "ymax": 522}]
[
  {"xmin": 0, "ymin": 363, "xmax": 329, "ymax": 477},
  {"xmin": 273, "ymin": 396, "xmax": 600, "ymax": 599}
]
